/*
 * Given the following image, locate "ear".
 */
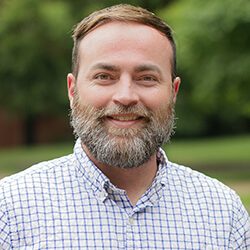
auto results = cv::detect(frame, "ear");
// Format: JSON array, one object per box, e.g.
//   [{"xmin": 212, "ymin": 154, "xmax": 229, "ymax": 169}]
[
  {"xmin": 172, "ymin": 77, "xmax": 181, "ymax": 103},
  {"xmin": 67, "ymin": 73, "xmax": 76, "ymax": 108}
]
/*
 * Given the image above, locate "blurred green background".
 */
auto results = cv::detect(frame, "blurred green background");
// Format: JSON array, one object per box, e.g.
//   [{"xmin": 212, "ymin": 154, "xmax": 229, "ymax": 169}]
[{"xmin": 0, "ymin": 0, "xmax": 249, "ymax": 211}]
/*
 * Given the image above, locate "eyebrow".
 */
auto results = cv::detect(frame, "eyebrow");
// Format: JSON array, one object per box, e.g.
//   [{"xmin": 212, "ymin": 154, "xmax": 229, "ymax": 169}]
[
  {"xmin": 90, "ymin": 62, "xmax": 162, "ymax": 76},
  {"xmin": 91, "ymin": 63, "xmax": 120, "ymax": 72},
  {"xmin": 134, "ymin": 64, "xmax": 162, "ymax": 75}
]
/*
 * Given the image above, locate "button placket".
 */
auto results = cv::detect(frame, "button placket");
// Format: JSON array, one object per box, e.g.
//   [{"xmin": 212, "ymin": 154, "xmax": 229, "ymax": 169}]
[{"xmin": 126, "ymin": 213, "xmax": 144, "ymax": 249}]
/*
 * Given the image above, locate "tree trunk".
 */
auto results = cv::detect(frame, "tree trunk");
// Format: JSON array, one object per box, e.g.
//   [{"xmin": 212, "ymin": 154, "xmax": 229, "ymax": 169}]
[{"xmin": 24, "ymin": 114, "xmax": 36, "ymax": 145}]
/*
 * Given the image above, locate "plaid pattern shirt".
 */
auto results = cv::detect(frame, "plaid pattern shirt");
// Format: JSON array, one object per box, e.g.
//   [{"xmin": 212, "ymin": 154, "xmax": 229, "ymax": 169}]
[{"xmin": 0, "ymin": 138, "xmax": 249, "ymax": 249}]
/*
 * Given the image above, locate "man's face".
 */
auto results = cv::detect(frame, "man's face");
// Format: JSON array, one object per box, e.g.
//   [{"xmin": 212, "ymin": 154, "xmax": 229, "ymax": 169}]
[{"xmin": 68, "ymin": 21, "xmax": 180, "ymax": 168}]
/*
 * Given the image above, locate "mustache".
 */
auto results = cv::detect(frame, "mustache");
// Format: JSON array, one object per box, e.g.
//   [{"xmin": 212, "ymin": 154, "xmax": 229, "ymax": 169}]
[
  {"xmin": 100, "ymin": 104, "xmax": 152, "ymax": 120},
  {"xmin": 72, "ymin": 89, "xmax": 152, "ymax": 120},
  {"xmin": 71, "ymin": 101, "xmax": 152, "ymax": 121}
]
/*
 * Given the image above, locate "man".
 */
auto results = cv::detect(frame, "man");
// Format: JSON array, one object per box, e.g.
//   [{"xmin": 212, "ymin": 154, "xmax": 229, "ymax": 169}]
[{"xmin": 0, "ymin": 4, "xmax": 249, "ymax": 249}]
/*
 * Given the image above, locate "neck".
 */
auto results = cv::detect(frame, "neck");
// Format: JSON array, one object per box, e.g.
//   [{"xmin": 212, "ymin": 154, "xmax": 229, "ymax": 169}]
[{"xmin": 82, "ymin": 144, "xmax": 158, "ymax": 206}]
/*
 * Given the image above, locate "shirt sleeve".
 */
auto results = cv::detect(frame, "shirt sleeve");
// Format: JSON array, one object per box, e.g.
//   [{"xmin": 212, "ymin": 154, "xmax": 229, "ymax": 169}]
[
  {"xmin": 0, "ymin": 185, "xmax": 11, "ymax": 250},
  {"xmin": 229, "ymin": 193, "xmax": 250, "ymax": 249}
]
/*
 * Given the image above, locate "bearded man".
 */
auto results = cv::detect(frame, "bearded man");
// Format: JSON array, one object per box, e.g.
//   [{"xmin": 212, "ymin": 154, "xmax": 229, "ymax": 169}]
[{"xmin": 0, "ymin": 4, "xmax": 249, "ymax": 249}]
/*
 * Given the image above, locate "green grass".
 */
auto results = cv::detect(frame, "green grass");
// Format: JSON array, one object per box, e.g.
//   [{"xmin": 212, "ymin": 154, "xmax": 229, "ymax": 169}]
[
  {"xmin": 241, "ymin": 195, "xmax": 250, "ymax": 212},
  {"xmin": 164, "ymin": 135, "xmax": 250, "ymax": 166},
  {"xmin": 0, "ymin": 135, "xmax": 249, "ymax": 211},
  {"xmin": 165, "ymin": 135, "xmax": 250, "ymax": 181},
  {"xmin": 0, "ymin": 143, "xmax": 73, "ymax": 176}
]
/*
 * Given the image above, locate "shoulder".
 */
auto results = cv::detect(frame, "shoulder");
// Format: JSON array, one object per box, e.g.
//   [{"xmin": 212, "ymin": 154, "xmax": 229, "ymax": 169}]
[
  {"xmin": 0, "ymin": 154, "xmax": 74, "ymax": 203},
  {"xmin": 166, "ymin": 161, "xmax": 234, "ymax": 196},
  {"xmin": 164, "ymin": 160, "xmax": 248, "ymax": 216},
  {"xmin": 167, "ymin": 163, "xmax": 249, "ymax": 218},
  {"xmin": 158, "ymin": 148, "xmax": 234, "ymax": 198},
  {"xmin": 164, "ymin": 161, "xmax": 250, "ymax": 247},
  {"xmin": 0, "ymin": 154, "xmax": 77, "ymax": 247}
]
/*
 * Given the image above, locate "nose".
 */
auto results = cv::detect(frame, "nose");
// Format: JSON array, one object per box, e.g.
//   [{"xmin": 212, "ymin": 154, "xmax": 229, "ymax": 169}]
[{"xmin": 112, "ymin": 77, "xmax": 139, "ymax": 106}]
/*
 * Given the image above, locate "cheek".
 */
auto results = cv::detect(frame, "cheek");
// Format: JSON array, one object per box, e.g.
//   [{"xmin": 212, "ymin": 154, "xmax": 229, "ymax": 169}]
[
  {"xmin": 140, "ymin": 87, "xmax": 173, "ymax": 110},
  {"xmin": 77, "ymin": 86, "xmax": 112, "ymax": 108}
]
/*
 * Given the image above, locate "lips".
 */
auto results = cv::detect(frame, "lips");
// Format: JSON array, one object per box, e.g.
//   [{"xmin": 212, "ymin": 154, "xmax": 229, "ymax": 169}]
[
  {"xmin": 105, "ymin": 114, "xmax": 145, "ymax": 128},
  {"xmin": 107, "ymin": 114, "xmax": 143, "ymax": 121}
]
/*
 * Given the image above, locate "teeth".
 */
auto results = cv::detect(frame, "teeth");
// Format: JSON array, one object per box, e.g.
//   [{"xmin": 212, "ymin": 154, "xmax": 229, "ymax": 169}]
[{"xmin": 111, "ymin": 116, "xmax": 139, "ymax": 121}]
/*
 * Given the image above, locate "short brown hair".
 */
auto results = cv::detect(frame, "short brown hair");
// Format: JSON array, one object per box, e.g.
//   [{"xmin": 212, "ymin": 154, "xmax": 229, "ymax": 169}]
[{"xmin": 71, "ymin": 4, "xmax": 176, "ymax": 79}]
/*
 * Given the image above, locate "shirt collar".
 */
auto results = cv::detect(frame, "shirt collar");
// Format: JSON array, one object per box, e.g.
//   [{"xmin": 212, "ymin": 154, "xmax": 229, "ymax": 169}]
[
  {"xmin": 156, "ymin": 148, "xmax": 168, "ymax": 187},
  {"xmin": 73, "ymin": 138, "xmax": 110, "ymax": 196},
  {"xmin": 73, "ymin": 138, "xmax": 169, "ymax": 204},
  {"xmin": 137, "ymin": 148, "xmax": 168, "ymax": 207}
]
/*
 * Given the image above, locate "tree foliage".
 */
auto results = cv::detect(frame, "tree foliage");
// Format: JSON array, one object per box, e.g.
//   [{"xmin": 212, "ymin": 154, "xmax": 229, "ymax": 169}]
[
  {"xmin": 0, "ymin": 0, "xmax": 171, "ymax": 143},
  {"xmin": 160, "ymin": 0, "xmax": 250, "ymax": 136},
  {"xmin": 0, "ymin": 0, "xmax": 73, "ymax": 115},
  {"xmin": 0, "ymin": 0, "xmax": 170, "ymax": 116},
  {"xmin": 0, "ymin": 0, "xmax": 249, "ymax": 140}
]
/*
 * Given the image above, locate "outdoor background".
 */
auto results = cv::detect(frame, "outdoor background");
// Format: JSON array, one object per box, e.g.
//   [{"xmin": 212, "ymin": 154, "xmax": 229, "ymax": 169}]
[{"xmin": 0, "ymin": 0, "xmax": 249, "ymax": 212}]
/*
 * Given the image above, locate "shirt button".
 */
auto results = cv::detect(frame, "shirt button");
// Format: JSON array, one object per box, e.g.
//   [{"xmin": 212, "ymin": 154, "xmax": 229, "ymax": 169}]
[
  {"xmin": 128, "ymin": 217, "xmax": 134, "ymax": 225},
  {"xmin": 88, "ymin": 171, "xmax": 94, "ymax": 179},
  {"xmin": 97, "ymin": 190, "xmax": 106, "ymax": 201}
]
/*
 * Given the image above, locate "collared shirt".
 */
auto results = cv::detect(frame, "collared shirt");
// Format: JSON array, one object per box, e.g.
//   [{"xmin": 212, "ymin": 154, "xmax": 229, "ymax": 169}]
[{"xmin": 0, "ymin": 139, "xmax": 249, "ymax": 249}]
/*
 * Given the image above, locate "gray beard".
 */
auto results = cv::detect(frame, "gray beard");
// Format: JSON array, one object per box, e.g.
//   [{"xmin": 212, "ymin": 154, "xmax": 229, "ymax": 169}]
[{"xmin": 70, "ymin": 92, "xmax": 176, "ymax": 169}]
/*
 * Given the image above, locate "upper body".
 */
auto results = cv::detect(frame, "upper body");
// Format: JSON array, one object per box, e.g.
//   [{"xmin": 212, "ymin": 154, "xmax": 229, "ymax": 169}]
[
  {"xmin": 1, "ymin": 4, "xmax": 249, "ymax": 249},
  {"xmin": 0, "ymin": 138, "xmax": 249, "ymax": 249}
]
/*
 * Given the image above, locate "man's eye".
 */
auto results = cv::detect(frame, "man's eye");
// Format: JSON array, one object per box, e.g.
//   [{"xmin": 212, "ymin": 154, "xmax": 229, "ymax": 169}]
[
  {"xmin": 95, "ymin": 73, "xmax": 112, "ymax": 80},
  {"xmin": 138, "ymin": 75, "xmax": 158, "ymax": 83},
  {"xmin": 142, "ymin": 75, "xmax": 157, "ymax": 81}
]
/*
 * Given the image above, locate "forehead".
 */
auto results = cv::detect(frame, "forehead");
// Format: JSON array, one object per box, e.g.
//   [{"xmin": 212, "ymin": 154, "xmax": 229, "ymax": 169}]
[{"xmin": 78, "ymin": 21, "xmax": 173, "ymax": 69}]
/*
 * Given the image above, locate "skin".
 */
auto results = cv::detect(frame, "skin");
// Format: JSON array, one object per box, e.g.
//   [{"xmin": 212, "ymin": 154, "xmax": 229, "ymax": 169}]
[{"xmin": 67, "ymin": 21, "xmax": 181, "ymax": 205}]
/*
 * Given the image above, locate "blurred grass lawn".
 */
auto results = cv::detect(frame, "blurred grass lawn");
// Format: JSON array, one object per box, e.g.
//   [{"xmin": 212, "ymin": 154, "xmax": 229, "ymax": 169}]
[{"xmin": 0, "ymin": 135, "xmax": 249, "ymax": 212}]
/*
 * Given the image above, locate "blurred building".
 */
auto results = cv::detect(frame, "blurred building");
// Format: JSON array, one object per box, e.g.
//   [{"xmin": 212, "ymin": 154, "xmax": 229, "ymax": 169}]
[{"xmin": 0, "ymin": 109, "xmax": 72, "ymax": 147}]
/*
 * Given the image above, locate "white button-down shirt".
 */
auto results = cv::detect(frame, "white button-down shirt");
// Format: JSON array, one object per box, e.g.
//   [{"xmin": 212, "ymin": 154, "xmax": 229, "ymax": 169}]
[{"xmin": 0, "ymin": 138, "xmax": 249, "ymax": 249}]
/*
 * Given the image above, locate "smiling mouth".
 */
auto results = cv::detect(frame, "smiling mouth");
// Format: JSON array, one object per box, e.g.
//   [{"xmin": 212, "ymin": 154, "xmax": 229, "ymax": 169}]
[
  {"xmin": 105, "ymin": 114, "xmax": 146, "ymax": 128},
  {"xmin": 107, "ymin": 114, "xmax": 144, "ymax": 121}
]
